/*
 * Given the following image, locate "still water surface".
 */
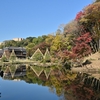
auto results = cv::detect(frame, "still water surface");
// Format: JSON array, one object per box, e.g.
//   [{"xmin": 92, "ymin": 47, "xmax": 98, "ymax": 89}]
[
  {"xmin": 0, "ymin": 64, "xmax": 100, "ymax": 100},
  {"xmin": 0, "ymin": 78, "xmax": 61, "ymax": 100},
  {"xmin": 0, "ymin": 65, "xmax": 64, "ymax": 100}
]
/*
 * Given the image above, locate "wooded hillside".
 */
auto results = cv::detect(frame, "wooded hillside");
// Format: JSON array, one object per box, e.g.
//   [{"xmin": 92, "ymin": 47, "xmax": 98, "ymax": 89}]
[{"xmin": 0, "ymin": 0, "xmax": 100, "ymax": 63}]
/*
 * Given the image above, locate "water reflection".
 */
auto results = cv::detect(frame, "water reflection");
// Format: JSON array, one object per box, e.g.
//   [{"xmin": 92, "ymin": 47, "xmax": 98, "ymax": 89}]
[
  {"xmin": 3, "ymin": 65, "xmax": 26, "ymax": 79},
  {"xmin": 0, "ymin": 70, "xmax": 4, "ymax": 77},
  {"xmin": 0, "ymin": 64, "xmax": 100, "ymax": 100}
]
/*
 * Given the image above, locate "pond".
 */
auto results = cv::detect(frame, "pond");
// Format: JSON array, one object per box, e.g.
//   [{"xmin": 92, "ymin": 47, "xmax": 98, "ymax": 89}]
[
  {"xmin": 0, "ymin": 64, "xmax": 100, "ymax": 100},
  {"xmin": 0, "ymin": 78, "xmax": 62, "ymax": 100}
]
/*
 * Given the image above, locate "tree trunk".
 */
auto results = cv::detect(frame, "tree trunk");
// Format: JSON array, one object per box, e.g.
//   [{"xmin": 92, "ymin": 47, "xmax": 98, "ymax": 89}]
[{"xmin": 98, "ymin": 39, "xmax": 100, "ymax": 50}]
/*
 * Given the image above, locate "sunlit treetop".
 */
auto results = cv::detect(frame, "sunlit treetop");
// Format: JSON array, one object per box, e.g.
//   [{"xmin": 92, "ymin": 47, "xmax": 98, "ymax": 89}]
[{"xmin": 75, "ymin": 2, "xmax": 100, "ymax": 22}]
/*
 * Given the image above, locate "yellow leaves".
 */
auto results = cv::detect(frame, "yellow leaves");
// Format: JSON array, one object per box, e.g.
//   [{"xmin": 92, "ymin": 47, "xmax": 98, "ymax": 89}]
[
  {"xmin": 80, "ymin": 2, "xmax": 100, "ymax": 23},
  {"xmin": 50, "ymin": 35, "xmax": 63, "ymax": 52},
  {"xmin": 45, "ymin": 34, "xmax": 55, "ymax": 45},
  {"xmin": 65, "ymin": 73, "xmax": 77, "ymax": 81},
  {"xmin": 83, "ymin": 2, "xmax": 100, "ymax": 15},
  {"xmin": 80, "ymin": 18, "xmax": 89, "ymax": 23}
]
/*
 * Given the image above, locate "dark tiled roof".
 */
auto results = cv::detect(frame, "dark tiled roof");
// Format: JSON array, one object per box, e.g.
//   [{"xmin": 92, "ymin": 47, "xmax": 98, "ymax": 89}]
[{"xmin": 3, "ymin": 47, "xmax": 26, "ymax": 51}]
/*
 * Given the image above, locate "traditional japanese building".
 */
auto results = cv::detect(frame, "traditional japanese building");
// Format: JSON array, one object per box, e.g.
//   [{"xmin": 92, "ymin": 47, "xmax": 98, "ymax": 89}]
[
  {"xmin": 0, "ymin": 49, "xmax": 3, "ymax": 58},
  {"xmin": 3, "ymin": 47, "xmax": 26, "ymax": 59}
]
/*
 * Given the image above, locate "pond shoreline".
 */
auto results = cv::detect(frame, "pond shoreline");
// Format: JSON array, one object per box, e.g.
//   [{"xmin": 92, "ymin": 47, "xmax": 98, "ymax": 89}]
[
  {"xmin": 72, "ymin": 52, "xmax": 100, "ymax": 79},
  {"xmin": 0, "ymin": 61, "xmax": 58, "ymax": 67}
]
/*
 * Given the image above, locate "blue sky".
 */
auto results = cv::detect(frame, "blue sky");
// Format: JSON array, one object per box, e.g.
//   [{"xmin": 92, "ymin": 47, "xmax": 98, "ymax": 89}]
[{"xmin": 0, "ymin": 0, "xmax": 93, "ymax": 42}]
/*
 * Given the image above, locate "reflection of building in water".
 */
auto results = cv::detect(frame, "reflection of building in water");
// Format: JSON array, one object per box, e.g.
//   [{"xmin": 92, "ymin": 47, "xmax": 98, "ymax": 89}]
[
  {"xmin": 2, "ymin": 64, "xmax": 52, "ymax": 80},
  {"xmin": 3, "ymin": 65, "xmax": 26, "ymax": 80},
  {"xmin": 13, "ymin": 79, "xmax": 21, "ymax": 81},
  {"xmin": 3, "ymin": 71, "xmax": 26, "ymax": 78}
]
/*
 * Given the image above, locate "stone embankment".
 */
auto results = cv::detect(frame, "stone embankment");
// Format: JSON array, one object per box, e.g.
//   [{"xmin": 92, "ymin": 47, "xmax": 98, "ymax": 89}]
[
  {"xmin": 72, "ymin": 52, "xmax": 100, "ymax": 79},
  {"xmin": 76, "ymin": 72, "xmax": 100, "ymax": 92},
  {"xmin": 72, "ymin": 52, "xmax": 100, "ymax": 91}
]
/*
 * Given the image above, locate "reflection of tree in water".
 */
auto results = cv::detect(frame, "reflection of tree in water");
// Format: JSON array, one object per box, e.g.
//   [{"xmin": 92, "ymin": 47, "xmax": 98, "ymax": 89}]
[
  {"xmin": 64, "ymin": 76, "xmax": 100, "ymax": 100},
  {"xmin": 30, "ymin": 65, "xmax": 52, "ymax": 79},
  {"xmin": 3, "ymin": 66, "xmax": 11, "ymax": 75},
  {"xmin": 1, "ymin": 66, "xmax": 8, "ymax": 72},
  {"xmin": 1, "ymin": 64, "xmax": 26, "ymax": 80},
  {"xmin": 8, "ymin": 65, "xmax": 18, "ymax": 78},
  {"xmin": 30, "ymin": 66, "xmax": 43, "ymax": 77},
  {"xmin": 25, "ymin": 67, "xmax": 76, "ymax": 97},
  {"xmin": 25, "ymin": 67, "xmax": 46, "ymax": 84},
  {"xmin": 26, "ymin": 68, "xmax": 100, "ymax": 100},
  {"xmin": 1, "ymin": 65, "xmax": 100, "ymax": 100}
]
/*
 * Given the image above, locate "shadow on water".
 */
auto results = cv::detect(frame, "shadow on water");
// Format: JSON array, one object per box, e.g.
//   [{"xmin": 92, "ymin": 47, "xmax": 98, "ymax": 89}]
[
  {"xmin": 0, "ymin": 70, "xmax": 3, "ymax": 98},
  {"xmin": 0, "ymin": 64, "xmax": 100, "ymax": 100},
  {"xmin": 0, "ymin": 70, "xmax": 4, "ymax": 77}
]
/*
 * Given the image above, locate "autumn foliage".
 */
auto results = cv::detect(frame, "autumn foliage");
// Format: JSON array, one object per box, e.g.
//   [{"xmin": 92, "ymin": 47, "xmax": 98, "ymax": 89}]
[
  {"xmin": 58, "ymin": 50, "xmax": 76, "ymax": 59},
  {"xmin": 72, "ymin": 32, "xmax": 92, "ymax": 58},
  {"xmin": 75, "ymin": 11, "xmax": 84, "ymax": 21},
  {"xmin": 65, "ymin": 80, "xmax": 95, "ymax": 100}
]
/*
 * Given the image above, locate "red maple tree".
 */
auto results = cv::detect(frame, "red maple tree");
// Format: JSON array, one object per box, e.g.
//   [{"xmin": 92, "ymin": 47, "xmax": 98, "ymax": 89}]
[
  {"xmin": 72, "ymin": 32, "xmax": 92, "ymax": 58},
  {"xmin": 75, "ymin": 11, "xmax": 84, "ymax": 21}
]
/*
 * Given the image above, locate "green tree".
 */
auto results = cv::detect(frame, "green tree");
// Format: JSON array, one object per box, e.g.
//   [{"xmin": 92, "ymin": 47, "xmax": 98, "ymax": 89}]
[
  {"xmin": 31, "ymin": 48, "xmax": 44, "ymax": 61},
  {"xmin": 26, "ymin": 37, "xmax": 35, "ymax": 43},
  {"xmin": 32, "ymin": 42, "xmax": 50, "ymax": 55},
  {"xmin": 32, "ymin": 36, "xmax": 45, "ymax": 45},
  {"xmin": 9, "ymin": 50, "xmax": 17, "ymax": 61},
  {"xmin": 45, "ymin": 34, "xmax": 55, "ymax": 45},
  {"xmin": 1, "ymin": 51, "xmax": 8, "ymax": 62},
  {"xmin": 44, "ymin": 48, "xmax": 51, "ymax": 62}
]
